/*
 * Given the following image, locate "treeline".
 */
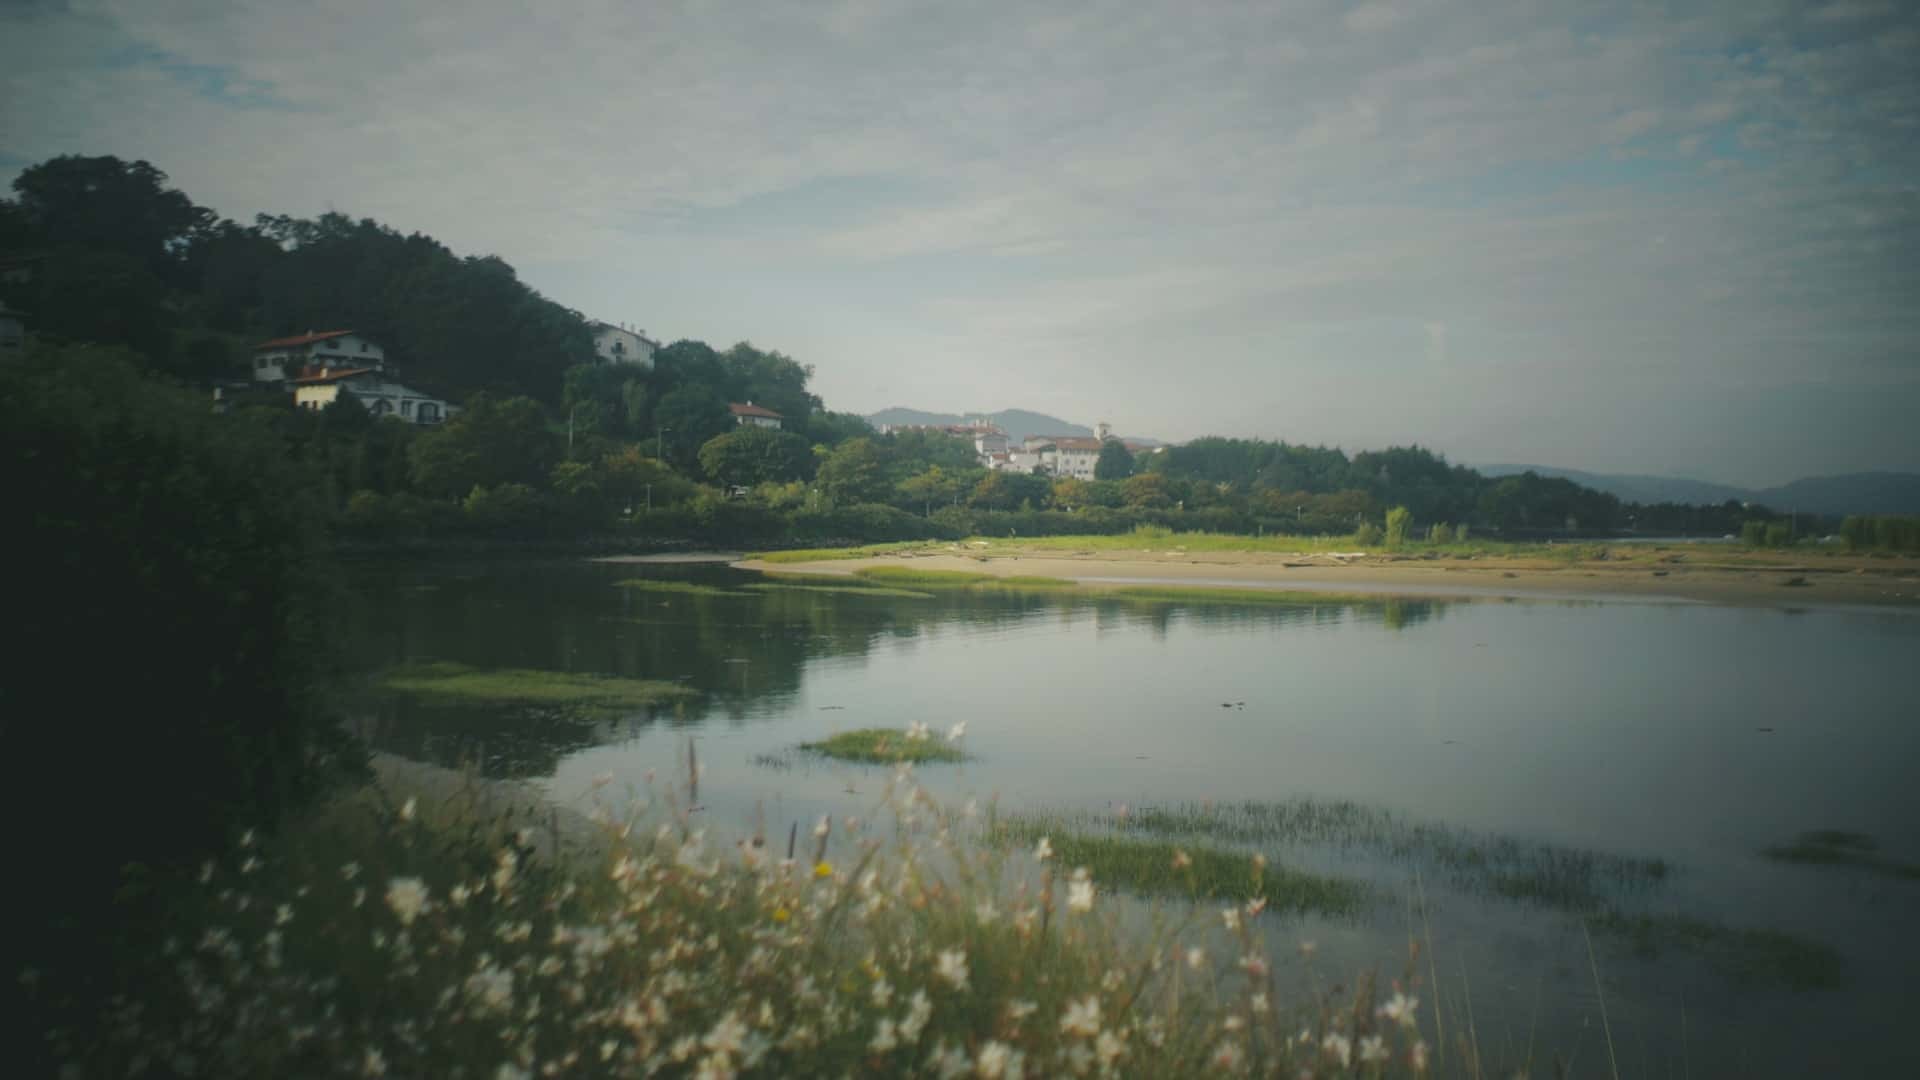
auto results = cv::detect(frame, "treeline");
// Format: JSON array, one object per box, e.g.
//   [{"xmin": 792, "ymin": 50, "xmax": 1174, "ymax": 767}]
[{"xmin": 1839, "ymin": 515, "xmax": 1920, "ymax": 552}]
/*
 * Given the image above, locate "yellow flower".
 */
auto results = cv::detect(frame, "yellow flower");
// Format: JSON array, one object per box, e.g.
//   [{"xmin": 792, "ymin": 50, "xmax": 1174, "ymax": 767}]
[
  {"xmin": 772, "ymin": 906, "xmax": 791, "ymax": 923},
  {"xmin": 813, "ymin": 861, "xmax": 833, "ymax": 879}
]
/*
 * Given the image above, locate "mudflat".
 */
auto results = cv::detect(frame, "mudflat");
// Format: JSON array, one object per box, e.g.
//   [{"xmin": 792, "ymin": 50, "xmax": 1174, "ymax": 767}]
[{"xmin": 736, "ymin": 546, "xmax": 1920, "ymax": 609}]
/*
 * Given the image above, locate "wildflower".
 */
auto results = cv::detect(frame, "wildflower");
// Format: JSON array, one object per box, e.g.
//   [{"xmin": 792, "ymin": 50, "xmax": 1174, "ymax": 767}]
[
  {"xmin": 946, "ymin": 722, "xmax": 966, "ymax": 742},
  {"xmin": 352, "ymin": 887, "xmax": 366, "ymax": 909},
  {"xmin": 493, "ymin": 1065, "xmax": 530, "ymax": 1080},
  {"xmin": 907, "ymin": 721, "xmax": 931, "ymax": 741},
  {"xmin": 869, "ymin": 1018, "xmax": 899, "ymax": 1053},
  {"xmin": 1410, "ymin": 1039, "xmax": 1431, "ymax": 1072},
  {"xmin": 362, "ymin": 1047, "xmax": 387, "ymax": 1076},
  {"xmin": 703, "ymin": 1011, "xmax": 749, "ymax": 1057},
  {"xmin": 1322, "ymin": 1031, "xmax": 1353, "ymax": 1068},
  {"xmin": 1237, "ymin": 952, "xmax": 1269, "ymax": 978},
  {"xmin": 1033, "ymin": 836, "xmax": 1054, "ymax": 862},
  {"xmin": 464, "ymin": 964, "xmax": 515, "ymax": 1016},
  {"xmin": 772, "ymin": 906, "xmax": 790, "ymax": 924},
  {"xmin": 450, "ymin": 883, "xmax": 472, "ymax": 907},
  {"xmin": 1004, "ymin": 999, "xmax": 1038, "ymax": 1024},
  {"xmin": 1095, "ymin": 1029, "xmax": 1126, "ymax": 1068},
  {"xmin": 1297, "ymin": 939, "xmax": 1318, "ymax": 959},
  {"xmin": 198, "ymin": 861, "xmax": 214, "ymax": 885},
  {"xmin": 1224, "ymin": 1015, "xmax": 1245, "ymax": 1032},
  {"xmin": 239, "ymin": 829, "xmax": 255, "ymax": 848},
  {"xmin": 1067, "ymin": 878, "xmax": 1095, "ymax": 914},
  {"xmin": 961, "ymin": 798, "xmax": 979, "ymax": 819},
  {"xmin": 871, "ymin": 977, "xmax": 894, "ymax": 1008},
  {"xmin": 1221, "ymin": 906, "xmax": 1241, "ymax": 932},
  {"xmin": 899, "ymin": 990, "xmax": 933, "ymax": 1041},
  {"xmin": 1244, "ymin": 896, "xmax": 1267, "ymax": 918},
  {"xmin": 976, "ymin": 1040, "xmax": 1018, "ymax": 1079},
  {"xmin": 975, "ymin": 900, "xmax": 998, "ymax": 925},
  {"xmin": 494, "ymin": 848, "xmax": 518, "ymax": 893},
  {"xmin": 813, "ymin": 815, "xmax": 831, "ymax": 838},
  {"xmin": 1379, "ymin": 990, "xmax": 1419, "ymax": 1027},
  {"xmin": 592, "ymin": 771, "xmax": 613, "ymax": 788},
  {"xmin": 275, "ymin": 903, "xmax": 294, "ymax": 926},
  {"xmin": 1210, "ymin": 1040, "xmax": 1244, "ymax": 1070},
  {"xmin": 399, "ymin": 797, "xmax": 416, "ymax": 823},
  {"xmin": 813, "ymin": 861, "xmax": 833, "ymax": 879},
  {"xmin": 1186, "ymin": 946, "xmax": 1207, "ymax": 970},
  {"xmin": 239, "ymin": 855, "xmax": 260, "ymax": 875},
  {"xmin": 1250, "ymin": 993, "xmax": 1269, "ymax": 1013},
  {"xmin": 935, "ymin": 947, "xmax": 970, "ymax": 991},
  {"xmin": 1359, "ymin": 1034, "xmax": 1388, "ymax": 1065},
  {"xmin": 341, "ymin": 861, "xmax": 361, "ymax": 881},
  {"xmin": 1012, "ymin": 907, "xmax": 1038, "ymax": 934},
  {"xmin": 1171, "ymin": 849, "xmax": 1192, "ymax": 870},
  {"xmin": 1059, "ymin": 994, "xmax": 1101, "ymax": 1038},
  {"xmin": 384, "ymin": 877, "xmax": 429, "ymax": 927}
]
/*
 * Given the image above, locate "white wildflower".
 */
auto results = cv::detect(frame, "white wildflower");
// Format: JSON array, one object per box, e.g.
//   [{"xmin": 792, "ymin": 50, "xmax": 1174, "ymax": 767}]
[
  {"xmin": 1095, "ymin": 1029, "xmax": 1126, "ymax": 1068},
  {"xmin": 946, "ymin": 722, "xmax": 966, "ymax": 742},
  {"xmin": 591, "ymin": 771, "xmax": 613, "ymax": 788},
  {"xmin": 492, "ymin": 1065, "xmax": 530, "ymax": 1080},
  {"xmin": 341, "ymin": 861, "xmax": 361, "ymax": 881},
  {"xmin": 1244, "ymin": 896, "xmax": 1267, "ymax": 918},
  {"xmin": 1004, "ymin": 999, "xmax": 1038, "ymax": 1025},
  {"xmin": 935, "ymin": 947, "xmax": 970, "ymax": 991},
  {"xmin": 450, "ymin": 883, "xmax": 472, "ymax": 907},
  {"xmin": 906, "ymin": 721, "xmax": 931, "ymax": 741},
  {"xmin": 1221, "ymin": 906, "xmax": 1241, "ymax": 932},
  {"xmin": 1033, "ymin": 836, "xmax": 1054, "ymax": 862},
  {"xmin": 1411, "ymin": 1039, "xmax": 1431, "ymax": 1072},
  {"xmin": 1379, "ymin": 990, "xmax": 1419, "ymax": 1028},
  {"xmin": 870, "ymin": 977, "xmax": 894, "ymax": 1008},
  {"xmin": 869, "ymin": 1018, "xmax": 899, "ymax": 1053},
  {"xmin": 899, "ymin": 990, "xmax": 933, "ymax": 1041},
  {"xmin": 1059, "ymin": 994, "xmax": 1101, "ymax": 1038},
  {"xmin": 464, "ymin": 964, "xmax": 514, "ymax": 1016},
  {"xmin": 1359, "ymin": 1034, "xmax": 1389, "ymax": 1064},
  {"xmin": 384, "ymin": 877, "xmax": 429, "ymax": 926},
  {"xmin": 1210, "ymin": 1040, "xmax": 1244, "ymax": 1070},
  {"xmin": 975, "ymin": 1039, "xmax": 1018, "ymax": 1079},
  {"xmin": 1237, "ymin": 952, "xmax": 1269, "ymax": 977},
  {"xmin": 703, "ymin": 1011, "xmax": 748, "ymax": 1057},
  {"xmin": 361, "ymin": 1047, "xmax": 387, "ymax": 1076},
  {"xmin": 1250, "ymin": 993, "xmax": 1269, "ymax": 1013},
  {"xmin": 1066, "ymin": 878, "xmax": 1095, "ymax": 914},
  {"xmin": 398, "ymin": 797, "xmax": 416, "ymax": 823},
  {"xmin": 975, "ymin": 900, "xmax": 998, "ymax": 925},
  {"xmin": 1322, "ymin": 1031, "xmax": 1353, "ymax": 1068},
  {"xmin": 275, "ymin": 903, "xmax": 294, "ymax": 926},
  {"xmin": 928, "ymin": 1041, "xmax": 971, "ymax": 1079},
  {"xmin": 1186, "ymin": 946, "xmax": 1207, "ymax": 970}
]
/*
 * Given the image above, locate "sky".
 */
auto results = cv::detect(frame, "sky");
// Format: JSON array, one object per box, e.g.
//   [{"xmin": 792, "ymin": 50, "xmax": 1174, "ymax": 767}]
[{"xmin": 2, "ymin": 0, "xmax": 1916, "ymax": 488}]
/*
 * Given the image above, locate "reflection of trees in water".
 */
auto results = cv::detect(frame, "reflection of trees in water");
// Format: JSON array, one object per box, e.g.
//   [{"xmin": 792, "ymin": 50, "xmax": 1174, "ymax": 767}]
[{"xmin": 342, "ymin": 562, "xmax": 1451, "ymax": 776}]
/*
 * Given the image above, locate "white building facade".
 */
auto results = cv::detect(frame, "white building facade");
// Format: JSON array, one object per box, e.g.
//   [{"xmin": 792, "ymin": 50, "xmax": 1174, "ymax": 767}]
[
  {"xmin": 253, "ymin": 330, "xmax": 386, "ymax": 383},
  {"xmin": 293, "ymin": 369, "xmax": 456, "ymax": 425},
  {"xmin": 589, "ymin": 321, "xmax": 658, "ymax": 369}
]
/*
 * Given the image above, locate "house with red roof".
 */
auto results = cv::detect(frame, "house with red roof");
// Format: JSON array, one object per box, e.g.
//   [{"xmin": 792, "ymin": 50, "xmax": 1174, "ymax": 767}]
[
  {"xmin": 729, "ymin": 401, "xmax": 783, "ymax": 430},
  {"xmin": 252, "ymin": 329, "xmax": 387, "ymax": 383}
]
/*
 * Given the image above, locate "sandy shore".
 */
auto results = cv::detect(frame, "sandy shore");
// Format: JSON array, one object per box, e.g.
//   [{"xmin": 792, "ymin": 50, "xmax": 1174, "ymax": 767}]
[{"xmin": 736, "ymin": 548, "xmax": 1920, "ymax": 610}]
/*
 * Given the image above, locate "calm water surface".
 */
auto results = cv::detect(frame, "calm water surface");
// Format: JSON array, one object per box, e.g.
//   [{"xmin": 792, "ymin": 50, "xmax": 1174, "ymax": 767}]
[{"xmin": 344, "ymin": 558, "xmax": 1919, "ymax": 1076}]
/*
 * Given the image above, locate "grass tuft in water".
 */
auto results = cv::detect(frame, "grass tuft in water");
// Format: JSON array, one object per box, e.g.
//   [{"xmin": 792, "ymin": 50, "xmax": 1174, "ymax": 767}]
[
  {"xmin": 613, "ymin": 579, "xmax": 752, "ymax": 597},
  {"xmin": 1762, "ymin": 829, "xmax": 1920, "ymax": 881},
  {"xmin": 377, "ymin": 661, "xmax": 696, "ymax": 711},
  {"xmin": 1587, "ymin": 911, "xmax": 1845, "ymax": 991},
  {"xmin": 994, "ymin": 817, "xmax": 1366, "ymax": 915},
  {"xmin": 800, "ymin": 727, "xmax": 969, "ymax": 764}
]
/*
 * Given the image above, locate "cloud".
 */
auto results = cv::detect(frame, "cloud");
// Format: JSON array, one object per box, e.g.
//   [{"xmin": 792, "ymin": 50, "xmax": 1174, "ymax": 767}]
[{"xmin": 2, "ymin": 0, "xmax": 1916, "ymax": 485}]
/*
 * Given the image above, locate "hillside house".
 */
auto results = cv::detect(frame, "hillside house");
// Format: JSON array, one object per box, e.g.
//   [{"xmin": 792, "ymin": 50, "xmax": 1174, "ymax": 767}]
[
  {"xmin": 589, "ymin": 320, "xmax": 658, "ymax": 369},
  {"xmin": 1023, "ymin": 435, "xmax": 1105, "ymax": 480},
  {"xmin": 729, "ymin": 401, "xmax": 783, "ymax": 430},
  {"xmin": 253, "ymin": 330, "xmax": 386, "ymax": 383},
  {"xmin": 293, "ymin": 368, "xmax": 456, "ymax": 425}
]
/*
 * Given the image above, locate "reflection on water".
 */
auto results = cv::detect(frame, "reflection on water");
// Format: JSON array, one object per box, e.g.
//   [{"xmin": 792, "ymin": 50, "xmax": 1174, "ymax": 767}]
[{"xmin": 340, "ymin": 558, "xmax": 1920, "ymax": 1076}]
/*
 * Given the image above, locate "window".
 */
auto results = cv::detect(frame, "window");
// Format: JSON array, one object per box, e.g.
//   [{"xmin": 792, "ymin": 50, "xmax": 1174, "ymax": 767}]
[
  {"xmin": 418, "ymin": 403, "xmax": 440, "ymax": 423},
  {"xmin": 359, "ymin": 342, "xmax": 369, "ymax": 353},
  {"xmin": 401, "ymin": 400, "xmax": 414, "ymax": 416},
  {"xmin": 371, "ymin": 398, "xmax": 393, "ymax": 416}
]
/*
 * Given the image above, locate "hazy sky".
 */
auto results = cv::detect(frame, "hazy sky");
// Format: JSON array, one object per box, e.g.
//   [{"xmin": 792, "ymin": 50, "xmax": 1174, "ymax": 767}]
[{"xmin": 4, "ymin": 1, "xmax": 1916, "ymax": 486}]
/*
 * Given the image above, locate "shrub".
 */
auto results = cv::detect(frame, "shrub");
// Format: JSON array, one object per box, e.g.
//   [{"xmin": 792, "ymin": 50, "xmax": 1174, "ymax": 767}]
[
  {"xmin": 1426, "ymin": 521, "xmax": 1451, "ymax": 544},
  {"xmin": 1384, "ymin": 506, "xmax": 1412, "ymax": 548},
  {"xmin": 1454, "ymin": 523, "xmax": 1470, "ymax": 543},
  {"xmin": 1763, "ymin": 522, "xmax": 1792, "ymax": 548},
  {"xmin": 1741, "ymin": 520, "xmax": 1769, "ymax": 547},
  {"xmin": 4, "ymin": 346, "xmax": 362, "ymax": 941},
  {"xmin": 1354, "ymin": 522, "xmax": 1384, "ymax": 546}
]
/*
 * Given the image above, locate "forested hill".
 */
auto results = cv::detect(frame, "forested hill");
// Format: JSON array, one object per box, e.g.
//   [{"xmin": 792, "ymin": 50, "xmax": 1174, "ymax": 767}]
[
  {"xmin": 0, "ymin": 155, "xmax": 593, "ymax": 403},
  {"xmin": 868, "ymin": 407, "xmax": 1094, "ymax": 443}
]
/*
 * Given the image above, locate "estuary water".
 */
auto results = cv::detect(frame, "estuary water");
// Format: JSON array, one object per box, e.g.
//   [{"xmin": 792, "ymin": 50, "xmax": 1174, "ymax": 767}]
[{"xmin": 343, "ymin": 558, "xmax": 1920, "ymax": 1075}]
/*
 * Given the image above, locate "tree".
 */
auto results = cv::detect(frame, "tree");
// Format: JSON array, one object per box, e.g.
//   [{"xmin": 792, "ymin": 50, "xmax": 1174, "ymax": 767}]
[
  {"xmin": 970, "ymin": 470, "xmax": 1051, "ymax": 510},
  {"xmin": 407, "ymin": 394, "xmax": 557, "ymax": 497},
  {"xmin": 816, "ymin": 437, "xmax": 891, "ymax": 505},
  {"xmin": 899, "ymin": 465, "xmax": 960, "ymax": 516},
  {"xmin": 1095, "ymin": 439, "xmax": 1134, "ymax": 481},
  {"xmin": 697, "ymin": 426, "xmax": 813, "ymax": 488},
  {"xmin": 652, "ymin": 384, "xmax": 732, "ymax": 468},
  {"xmin": 1122, "ymin": 472, "xmax": 1175, "ymax": 509},
  {"xmin": 9, "ymin": 155, "xmax": 214, "ymax": 278}
]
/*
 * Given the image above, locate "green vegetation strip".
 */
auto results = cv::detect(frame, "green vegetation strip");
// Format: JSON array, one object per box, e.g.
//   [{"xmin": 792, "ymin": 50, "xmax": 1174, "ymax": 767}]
[
  {"xmin": 853, "ymin": 566, "xmax": 1077, "ymax": 589},
  {"xmin": 614, "ymin": 579, "xmax": 751, "ymax": 597},
  {"xmin": 1762, "ymin": 830, "xmax": 1920, "ymax": 881},
  {"xmin": 378, "ymin": 661, "xmax": 695, "ymax": 710},
  {"xmin": 744, "ymin": 582, "xmax": 936, "ymax": 600},
  {"xmin": 995, "ymin": 818, "xmax": 1366, "ymax": 915},
  {"xmin": 800, "ymin": 727, "xmax": 968, "ymax": 764},
  {"xmin": 749, "ymin": 542, "xmax": 932, "ymax": 563},
  {"xmin": 1108, "ymin": 585, "xmax": 1379, "ymax": 606}
]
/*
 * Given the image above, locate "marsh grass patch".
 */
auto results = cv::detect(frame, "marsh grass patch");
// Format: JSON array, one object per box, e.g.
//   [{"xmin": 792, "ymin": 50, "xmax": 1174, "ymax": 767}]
[
  {"xmin": 613, "ymin": 579, "xmax": 752, "ymax": 597},
  {"xmin": 744, "ymin": 581, "xmax": 936, "ymax": 600},
  {"xmin": 799, "ymin": 727, "xmax": 968, "ymax": 764},
  {"xmin": 377, "ymin": 661, "xmax": 696, "ymax": 713},
  {"xmin": 1763, "ymin": 829, "xmax": 1920, "ymax": 881},
  {"xmin": 852, "ymin": 566, "xmax": 1076, "ymax": 590},
  {"xmin": 1588, "ymin": 911, "xmax": 1845, "ymax": 991}
]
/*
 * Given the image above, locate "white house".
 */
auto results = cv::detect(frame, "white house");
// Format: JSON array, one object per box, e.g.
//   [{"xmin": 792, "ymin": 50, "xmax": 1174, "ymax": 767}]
[
  {"xmin": 729, "ymin": 401, "xmax": 783, "ymax": 430},
  {"xmin": 253, "ymin": 330, "xmax": 386, "ymax": 383},
  {"xmin": 293, "ymin": 368, "xmax": 456, "ymax": 425},
  {"xmin": 589, "ymin": 320, "xmax": 658, "ymax": 369},
  {"xmin": 1023, "ymin": 435, "xmax": 1105, "ymax": 480}
]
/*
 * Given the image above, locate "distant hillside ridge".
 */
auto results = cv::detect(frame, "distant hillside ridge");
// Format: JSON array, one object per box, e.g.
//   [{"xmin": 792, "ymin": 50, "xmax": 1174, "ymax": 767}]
[
  {"xmin": 1479, "ymin": 465, "xmax": 1920, "ymax": 516},
  {"xmin": 869, "ymin": 407, "xmax": 1163, "ymax": 446}
]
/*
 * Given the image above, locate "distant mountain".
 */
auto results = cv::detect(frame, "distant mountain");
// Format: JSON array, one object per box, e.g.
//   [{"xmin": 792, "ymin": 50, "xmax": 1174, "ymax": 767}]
[
  {"xmin": 1477, "ymin": 465, "xmax": 1751, "ymax": 507},
  {"xmin": 869, "ymin": 407, "xmax": 1155, "ymax": 446},
  {"xmin": 1479, "ymin": 465, "xmax": 1920, "ymax": 516}
]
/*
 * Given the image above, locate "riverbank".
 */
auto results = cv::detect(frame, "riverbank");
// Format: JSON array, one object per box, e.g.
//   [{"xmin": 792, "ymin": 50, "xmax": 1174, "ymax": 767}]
[{"xmin": 737, "ymin": 544, "xmax": 1920, "ymax": 609}]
